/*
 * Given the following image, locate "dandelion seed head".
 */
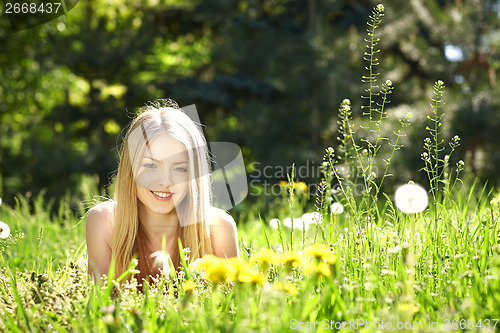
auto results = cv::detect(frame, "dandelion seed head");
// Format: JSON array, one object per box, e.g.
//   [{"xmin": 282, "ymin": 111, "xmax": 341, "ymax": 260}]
[
  {"xmin": 301, "ymin": 212, "xmax": 322, "ymax": 225},
  {"xmin": 0, "ymin": 221, "xmax": 10, "ymax": 239},
  {"xmin": 283, "ymin": 217, "xmax": 309, "ymax": 230},
  {"xmin": 330, "ymin": 202, "xmax": 344, "ymax": 215},
  {"xmin": 394, "ymin": 183, "xmax": 428, "ymax": 214},
  {"xmin": 269, "ymin": 218, "xmax": 280, "ymax": 229},
  {"xmin": 150, "ymin": 250, "xmax": 172, "ymax": 276}
]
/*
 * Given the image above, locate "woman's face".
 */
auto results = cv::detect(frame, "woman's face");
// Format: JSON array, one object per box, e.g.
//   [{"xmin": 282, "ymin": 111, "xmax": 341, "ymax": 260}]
[{"xmin": 135, "ymin": 134, "xmax": 190, "ymax": 216}]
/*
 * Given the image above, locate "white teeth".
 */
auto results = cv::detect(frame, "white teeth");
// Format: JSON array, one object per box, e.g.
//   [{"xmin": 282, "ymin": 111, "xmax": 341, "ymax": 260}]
[{"xmin": 152, "ymin": 191, "xmax": 172, "ymax": 198}]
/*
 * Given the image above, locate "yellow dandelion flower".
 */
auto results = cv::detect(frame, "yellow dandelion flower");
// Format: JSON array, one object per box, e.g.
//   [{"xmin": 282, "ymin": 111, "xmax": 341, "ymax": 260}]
[
  {"xmin": 303, "ymin": 261, "xmax": 331, "ymax": 277},
  {"xmin": 250, "ymin": 248, "xmax": 278, "ymax": 266},
  {"xmin": 303, "ymin": 244, "xmax": 337, "ymax": 264},
  {"xmin": 273, "ymin": 281, "xmax": 283, "ymax": 290},
  {"xmin": 278, "ymin": 251, "xmax": 303, "ymax": 269},
  {"xmin": 279, "ymin": 181, "xmax": 288, "ymax": 187},
  {"xmin": 205, "ymin": 261, "xmax": 237, "ymax": 284},
  {"xmin": 296, "ymin": 181, "xmax": 308, "ymax": 193},
  {"xmin": 316, "ymin": 262, "xmax": 332, "ymax": 277},
  {"xmin": 191, "ymin": 254, "xmax": 221, "ymax": 271},
  {"xmin": 283, "ymin": 282, "xmax": 298, "ymax": 295},
  {"xmin": 398, "ymin": 303, "xmax": 420, "ymax": 313},
  {"xmin": 182, "ymin": 280, "xmax": 196, "ymax": 293},
  {"xmin": 237, "ymin": 263, "xmax": 265, "ymax": 285}
]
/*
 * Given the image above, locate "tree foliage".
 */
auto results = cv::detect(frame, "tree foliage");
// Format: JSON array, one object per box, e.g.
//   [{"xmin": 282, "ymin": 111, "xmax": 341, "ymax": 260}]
[{"xmin": 0, "ymin": 0, "xmax": 499, "ymax": 206}]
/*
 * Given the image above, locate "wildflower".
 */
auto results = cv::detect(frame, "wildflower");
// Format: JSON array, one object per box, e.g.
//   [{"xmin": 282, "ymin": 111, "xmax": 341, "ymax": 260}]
[
  {"xmin": 269, "ymin": 218, "xmax": 280, "ymax": 229},
  {"xmin": 491, "ymin": 195, "xmax": 500, "ymax": 207},
  {"xmin": 250, "ymin": 248, "xmax": 278, "ymax": 266},
  {"xmin": 192, "ymin": 255, "xmax": 239, "ymax": 283},
  {"xmin": 150, "ymin": 250, "xmax": 172, "ymax": 276},
  {"xmin": 272, "ymin": 281, "xmax": 283, "ymax": 290},
  {"xmin": 376, "ymin": 4, "xmax": 385, "ymax": 13},
  {"xmin": 100, "ymin": 304, "xmax": 116, "ymax": 314},
  {"xmin": 301, "ymin": 212, "xmax": 321, "ymax": 225},
  {"xmin": 0, "ymin": 221, "xmax": 10, "ymax": 239},
  {"xmin": 205, "ymin": 260, "xmax": 237, "ymax": 283},
  {"xmin": 278, "ymin": 251, "xmax": 303, "ymax": 272},
  {"xmin": 398, "ymin": 303, "xmax": 419, "ymax": 313},
  {"xmin": 283, "ymin": 217, "xmax": 309, "ymax": 230},
  {"xmin": 272, "ymin": 281, "xmax": 298, "ymax": 295},
  {"xmin": 190, "ymin": 254, "xmax": 220, "ymax": 271},
  {"xmin": 295, "ymin": 181, "xmax": 308, "ymax": 193},
  {"xmin": 278, "ymin": 181, "xmax": 288, "ymax": 188},
  {"xmin": 387, "ymin": 245, "xmax": 401, "ymax": 254},
  {"xmin": 303, "ymin": 244, "xmax": 337, "ymax": 264},
  {"xmin": 182, "ymin": 280, "xmax": 196, "ymax": 294},
  {"xmin": 394, "ymin": 183, "xmax": 428, "ymax": 214},
  {"xmin": 305, "ymin": 261, "xmax": 332, "ymax": 277},
  {"xmin": 330, "ymin": 202, "xmax": 344, "ymax": 215},
  {"xmin": 236, "ymin": 263, "xmax": 265, "ymax": 285},
  {"xmin": 283, "ymin": 282, "xmax": 298, "ymax": 295}
]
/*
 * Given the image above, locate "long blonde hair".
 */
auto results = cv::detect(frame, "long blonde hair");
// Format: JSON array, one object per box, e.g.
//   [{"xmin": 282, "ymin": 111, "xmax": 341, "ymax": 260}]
[{"xmin": 112, "ymin": 99, "xmax": 213, "ymax": 281}]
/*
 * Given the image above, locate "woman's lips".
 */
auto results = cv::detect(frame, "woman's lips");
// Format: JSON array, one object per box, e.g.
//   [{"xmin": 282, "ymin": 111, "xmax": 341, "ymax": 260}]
[{"xmin": 150, "ymin": 190, "xmax": 174, "ymax": 201}]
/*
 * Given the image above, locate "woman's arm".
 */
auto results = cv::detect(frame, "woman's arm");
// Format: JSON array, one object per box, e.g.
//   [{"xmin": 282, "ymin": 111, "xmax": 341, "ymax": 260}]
[
  {"xmin": 210, "ymin": 208, "xmax": 239, "ymax": 259},
  {"xmin": 85, "ymin": 202, "xmax": 114, "ymax": 279}
]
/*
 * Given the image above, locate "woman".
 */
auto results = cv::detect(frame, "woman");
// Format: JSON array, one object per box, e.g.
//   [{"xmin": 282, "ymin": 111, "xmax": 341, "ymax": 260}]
[{"xmin": 86, "ymin": 99, "xmax": 239, "ymax": 282}]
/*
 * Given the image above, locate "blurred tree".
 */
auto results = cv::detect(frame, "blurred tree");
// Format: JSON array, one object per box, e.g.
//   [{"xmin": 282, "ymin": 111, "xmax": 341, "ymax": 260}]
[{"xmin": 1, "ymin": 0, "xmax": 500, "ymax": 207}]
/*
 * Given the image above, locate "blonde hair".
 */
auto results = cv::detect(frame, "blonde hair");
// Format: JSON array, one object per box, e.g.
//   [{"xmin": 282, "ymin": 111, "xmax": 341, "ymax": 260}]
[{"xmin": 112, "ymin": 99, "xmax": 213, "ymax": 282}]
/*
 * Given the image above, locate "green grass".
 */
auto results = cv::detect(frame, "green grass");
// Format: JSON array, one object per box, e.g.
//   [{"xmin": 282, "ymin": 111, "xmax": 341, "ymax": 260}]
[{"xmin": 0, "ymin": 177, "xmax": 499, "ymax": 332}]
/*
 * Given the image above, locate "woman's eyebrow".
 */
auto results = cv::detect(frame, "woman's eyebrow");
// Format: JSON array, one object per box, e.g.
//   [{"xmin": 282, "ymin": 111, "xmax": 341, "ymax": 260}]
[{"xmin": 144, "ymin": 156, "xmax": 187, "ymax": 164}]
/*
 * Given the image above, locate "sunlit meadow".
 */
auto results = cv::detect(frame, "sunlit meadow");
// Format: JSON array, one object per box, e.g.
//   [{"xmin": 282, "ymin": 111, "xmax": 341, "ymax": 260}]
[{"xmin": 1, "ymin": 4, "xmax": 500, "ymax": 332}]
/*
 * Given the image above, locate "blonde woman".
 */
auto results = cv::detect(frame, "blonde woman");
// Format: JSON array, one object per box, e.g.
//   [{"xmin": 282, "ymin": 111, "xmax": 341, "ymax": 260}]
[{"xmin": 86, "ymin": 99, "xmax": 239, "ymax": 282}]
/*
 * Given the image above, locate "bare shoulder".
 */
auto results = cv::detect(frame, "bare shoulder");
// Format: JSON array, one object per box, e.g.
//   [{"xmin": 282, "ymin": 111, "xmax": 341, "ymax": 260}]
[
  {"xmin": 208, "ymin": 207, "xmax": 239, "ymax": 258},
  {"xmin": 86, "ymin": 200, "xmax": 116, "ymax": 278},
  {"xmin": 208, "ymin": 206, "xmax": 236, "ymax": 228},
  {"xmin": 86, "ymin": 200, "xmax": 116, "ymax": 244}
]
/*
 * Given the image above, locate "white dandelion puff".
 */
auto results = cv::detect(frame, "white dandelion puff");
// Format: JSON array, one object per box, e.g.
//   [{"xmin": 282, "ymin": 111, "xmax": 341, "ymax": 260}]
[
  {"xmin": 283, "ymin": 217, "xmax": 309, "ymax": 230},
  {"xmin": 0, "ymin": 221, "xmax": 10, "ymax": 239},
  {"xmin": 394, "ymin": 183, "xmax": 428, "ymax": 214},
  {"xmin": 269, "ymin": 218, "xmax": 280, "ymax": 229},
  {"xmin": 150, "ymin": 250, "xmax": 172, "ymax": 276},
  {"xmin": 301, "ymin": 212, "xmax": 322, "ymax": 225},
  {"xmin": 330, "ymin": 202, "xmax": 344, "ymax": 215}
]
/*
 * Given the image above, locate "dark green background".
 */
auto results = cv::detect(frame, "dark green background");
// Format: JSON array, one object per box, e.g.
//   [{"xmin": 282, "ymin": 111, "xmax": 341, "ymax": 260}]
[{"xmin": 1, "ymin": 0, "xmax": 499, "ymax": 208}]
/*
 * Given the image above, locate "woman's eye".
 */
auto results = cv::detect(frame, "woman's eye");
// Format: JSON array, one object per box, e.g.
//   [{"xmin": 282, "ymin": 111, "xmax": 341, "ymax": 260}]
[
  {"xmin": 174, "ymin": 167, "xmax": 187, "ymax": 173},
  {"xmin": 144, "ymin": 163, "xmax": 157, "ymax": 169}
]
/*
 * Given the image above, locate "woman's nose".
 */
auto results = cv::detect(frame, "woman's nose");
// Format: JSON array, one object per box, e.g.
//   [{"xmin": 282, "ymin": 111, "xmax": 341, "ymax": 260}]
[{"xmin": 158, "ymin": 163, "xmax": 172, "ymax": 187}]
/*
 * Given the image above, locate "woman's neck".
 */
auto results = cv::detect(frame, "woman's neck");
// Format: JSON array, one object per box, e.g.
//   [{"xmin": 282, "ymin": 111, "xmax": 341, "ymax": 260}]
[{"xmin": 137, "ymin": 203, "xmax": 181, "ymax": 251}]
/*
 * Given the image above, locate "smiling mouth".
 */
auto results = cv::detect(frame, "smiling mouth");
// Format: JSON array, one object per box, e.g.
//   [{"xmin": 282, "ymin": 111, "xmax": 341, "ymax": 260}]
[{"xmin": 150, "ymin": 190, "xmax": 173, "ymax": 199}]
